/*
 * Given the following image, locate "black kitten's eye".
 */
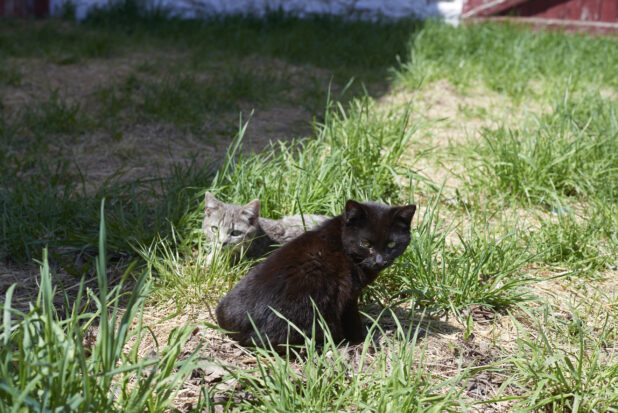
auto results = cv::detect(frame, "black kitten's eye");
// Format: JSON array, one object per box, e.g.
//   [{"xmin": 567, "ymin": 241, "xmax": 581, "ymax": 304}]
[
  {"xmin": 211, "ymin": 226, "xmax": 218, "ymax": 232},
  {"xmin": 230, "ymin": 230, "xmax": 243, "ymax": 237},
  {"xmin": 360, "ymin": 240, "xmax": 371, "ymax": 248},
  {"xmin": 387, "ymin": 241, "xmax": 396, "ymax": 249}
]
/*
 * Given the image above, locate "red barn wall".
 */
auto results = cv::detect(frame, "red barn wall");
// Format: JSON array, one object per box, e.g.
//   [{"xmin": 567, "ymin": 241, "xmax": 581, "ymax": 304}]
[
  {"xmin": 464, "ymin": 0, "xmax": 617, "ymax": 22},
  {"xmin": 0, "ymin": 0, "xmax": 50, "ymax": 17},
  {"xmin": 503, "ymin": 0, "xmax": 617, "ymax": 22}
]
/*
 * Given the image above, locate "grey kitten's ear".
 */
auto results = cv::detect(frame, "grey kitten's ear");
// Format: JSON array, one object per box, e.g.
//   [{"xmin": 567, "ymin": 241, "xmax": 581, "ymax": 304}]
[
  {"xmin": 393, "ymin": 204, "xmax": 416, "ymax": 227},
  {"xmin": 241, "ymin": 199, "xmax": 260, "ymax": 225},
  {"xmin": 344, "ymin": 200, "xmax": 366, "ymax": 225},
  {"xmin": 204, "ymin": 192, "xmax": 222, "ymax": 216}
]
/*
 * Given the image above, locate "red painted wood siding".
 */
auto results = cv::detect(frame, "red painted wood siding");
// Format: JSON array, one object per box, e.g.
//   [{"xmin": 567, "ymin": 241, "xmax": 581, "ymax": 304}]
[
  {"xmin": 464, "ymin": 0, "xmax": 617, "ymax": 22},
  {"xmin": 0, "ymin": 0, "xmax": 49, "ymax": 17},
  {"xmin": 504, "ymin": 0, "xmax": 617, "ymax": 22},
  {"xmin": 463, "ymin": 0, "xmax": 528, "ymax": 17}
]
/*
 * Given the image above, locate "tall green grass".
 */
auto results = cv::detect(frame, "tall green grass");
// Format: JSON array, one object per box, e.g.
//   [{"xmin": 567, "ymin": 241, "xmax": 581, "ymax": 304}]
[
  {"xmin": 0, "ymin": 62, "xmax": 21, "ymax": 87},
  {"xmin": 219, "ymin": 309, "xmax": 467, "ymax": 412},
  {"xmin": 206, "ymin": 97, "xmax": 418, "ymax": 218},
  {"xmin": 461, "ymin": 92, "xmax": 617, "ymax": 271},
  {"xmin": 509, "ymin": 304, "xmax": 618, "ymax": 411},
  {"xmin": 0, "ymin": 159, "xmax": 212, "ymax": 263},
  {"xmin": 381, "ymin": 195, "xmax": 534, "ymax": 314},
  {"xmin": 21, "ymin": 91, "xmax": 91, "ymax": 136},
  {"xmin": 527, "ymin": 210, "xmax": 613, "ymax": 274},
  {"xmin": 0, "ymin": 202, "xmax": 205, "ymax": 411},
  {"xmin": 467, "ymin": 93, "xmax": 617, "ymax": 206},
  {"xmin": 138, "ymin": 70, "xmax": 289, "ymax": 131},
  {"xmin": 138, "ymin": 227, "xmax": 255, "ymax": 307},
  {"xmin": 396, "ymin": 20, "xmax": 618, "ymax": 97}
]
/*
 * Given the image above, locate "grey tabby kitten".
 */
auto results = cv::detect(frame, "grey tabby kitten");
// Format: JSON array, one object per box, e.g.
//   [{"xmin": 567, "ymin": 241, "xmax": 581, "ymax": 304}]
[{"xmin": 203, "ymin": 192, "xmax": 329, "ymax": 265}]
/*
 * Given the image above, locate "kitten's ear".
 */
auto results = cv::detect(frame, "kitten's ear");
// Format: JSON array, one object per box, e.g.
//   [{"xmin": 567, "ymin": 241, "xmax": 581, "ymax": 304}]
[
  {"xmin": 344, "ymin": 200, "xmax": 366, "ymax": 226},
  {"xmin": 241, "ymin": 199, "xmax": 260, "ymax": 225},
  {"xmin": 204, "ymin": 192, "xmax": 221, "ymax": 216},
  {"xmin": 393, "ymin": 204, "xmax": 416, "ymax": 227}
]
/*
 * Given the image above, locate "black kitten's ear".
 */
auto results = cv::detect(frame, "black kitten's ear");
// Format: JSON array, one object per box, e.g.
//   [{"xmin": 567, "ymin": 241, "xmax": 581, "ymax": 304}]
[
  {"xmin": 393, "ymin": 204, "xmax": 416, "ymax": 227},
  {"xmin": 344, "ymin": 200, "xmax": 366, "ymax": 225},
  {"xmin": 242, "ymin": 199, "xmax": 260, "ymax": 225},
  {"xmin": 204, "ymin": 192, "xmax": 221, "ymax": 216}
]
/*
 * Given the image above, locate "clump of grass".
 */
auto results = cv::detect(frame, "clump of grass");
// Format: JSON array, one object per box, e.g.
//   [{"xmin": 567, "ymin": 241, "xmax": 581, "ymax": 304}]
[
  {"xmin": 457, "ymin": 91, "xmax": 616, "ymax": 273},
  {"xmin": 94, "ymin": 66, "xmax": 290, "ymax": 133},
  {"xmin": 509, "ymin": 304, "xmax": 618, "ymax": 411},
  {"xmin": 0, "ymin": 112, "xmax": 17, "ymax": 148},
  {"xmin": 95, "ymin": 82, "xmax": 133, "ymax": 140},
  {"xmin": 396, "ymin": 20, "xmax": 618, "ymax": 97},
  {"xmin": 1, "ymin": 92, "xmax": 90, "ymax": 153},
  {"xmin": 382, "ymin": 195, "xmax": 534, "ymax": 314},
  {"xmin": 527, "ymin": 210, "xmax": 613, "ymax": 274},
  {"xmin": 137, "ymin": 226, "xmax": 254, "ymax": 307},
  {"xmin": 0, "ymin": 159, "xmax": 213, "ymax": 263},
  {"xmin": 0, "ymin": 202, "xmax": 205, "ymax": 411},
  {"xmin": 139, "ymin": 70, "xmax": 288, "ymax": 130},
  {"xmin": 207, "ymin": 96, "xmax": 418, "ymax": 219},
  {"xmin": 218, "ymin": 308, "xmax": 466, "ymax": 411},
  {"xmin": 466, "ymin": 93, "xmax": 617, "ymax": 207},
  {"xmin": 589, "ymin": 197, "xmax": 618, "ymax": 249},
  {"xmin": 0, "ymin": 62, "xmax": 21, "ymax": 87},
  {"xmin": 20, "ymin": 91, "xmax": 92, "ymax": 137},
  {"xmin": 139, "ymin": 74, "xmax": 227, "ymax": 129}
]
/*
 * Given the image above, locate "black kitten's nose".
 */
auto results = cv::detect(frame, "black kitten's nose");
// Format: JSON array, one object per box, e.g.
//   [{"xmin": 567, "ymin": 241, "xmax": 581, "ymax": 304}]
[{"xmin": 375, "ymin": 254, "xmax": 384, "ymax": 265}]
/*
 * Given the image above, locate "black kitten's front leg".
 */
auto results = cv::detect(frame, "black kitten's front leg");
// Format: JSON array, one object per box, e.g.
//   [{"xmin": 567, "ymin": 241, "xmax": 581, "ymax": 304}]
[{"xmin": 341, "ymin": 299, "xmax": 364, "ymax": 343}]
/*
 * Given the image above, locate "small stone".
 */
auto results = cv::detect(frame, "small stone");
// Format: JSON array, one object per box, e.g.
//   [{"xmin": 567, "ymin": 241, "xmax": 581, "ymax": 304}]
[{"xmin": 199, "ymin": 364, "xmax": 228, "ymax": 383}]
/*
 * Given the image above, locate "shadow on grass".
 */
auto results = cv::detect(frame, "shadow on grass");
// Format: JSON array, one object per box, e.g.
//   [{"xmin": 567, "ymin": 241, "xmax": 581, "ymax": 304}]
[{"xmin": 0, "ymin": 5, "xmax": 423, "ymax": 96}]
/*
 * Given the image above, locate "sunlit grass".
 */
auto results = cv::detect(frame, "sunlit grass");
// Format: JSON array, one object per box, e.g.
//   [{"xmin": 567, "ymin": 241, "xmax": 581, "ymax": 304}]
[
  {"xmin": 395, "ymin": 19, "xmax": 618, "ymax": 98},
  {"xmin": 509, "ymin": 302, "xmax": 618, "ymax": 411}
]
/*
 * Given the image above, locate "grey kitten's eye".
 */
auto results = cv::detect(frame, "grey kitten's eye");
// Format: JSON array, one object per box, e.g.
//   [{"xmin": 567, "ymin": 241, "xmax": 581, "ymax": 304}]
[
  {"xmin": 211, "ymin": 226, "xmax": 218, "ymax": 232},
  {"xmin": 387, "ymin": 241, "xmax": 396, "ymax": 248},
  {"xmin": 230, "ymin": 230, "xmax": 243, "ymax": 237},
  {"xmin": 360, "ymin": 240, "xmax": 371, "ymax": 248}
]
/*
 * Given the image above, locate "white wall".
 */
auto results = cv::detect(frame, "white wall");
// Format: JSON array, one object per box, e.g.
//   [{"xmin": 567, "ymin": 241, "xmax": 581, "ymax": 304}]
[{"xmin": 51, "ymin": 0, "xmax": 463, "ymax": 25}]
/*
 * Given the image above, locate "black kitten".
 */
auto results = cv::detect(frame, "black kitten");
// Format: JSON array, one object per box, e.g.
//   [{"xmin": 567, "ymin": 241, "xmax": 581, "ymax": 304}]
[{"xmin": 215, "ymin": 200, "xmax": 416, "ymax": 348}]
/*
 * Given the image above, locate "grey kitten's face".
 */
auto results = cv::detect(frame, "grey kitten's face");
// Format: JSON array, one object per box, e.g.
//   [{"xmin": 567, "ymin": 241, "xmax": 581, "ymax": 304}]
[{"xmin": 203, "ymin": 192, "xmax": 260, "ymax": 255}]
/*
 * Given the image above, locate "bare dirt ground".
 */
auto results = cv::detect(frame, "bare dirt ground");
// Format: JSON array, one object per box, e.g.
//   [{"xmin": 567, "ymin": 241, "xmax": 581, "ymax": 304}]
[{"xmin": 2, "ymin": 51, "xmax": 616, "ymax": 411}]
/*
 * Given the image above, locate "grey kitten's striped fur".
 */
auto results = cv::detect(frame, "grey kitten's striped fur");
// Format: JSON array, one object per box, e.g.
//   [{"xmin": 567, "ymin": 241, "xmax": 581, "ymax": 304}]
[{"xmin": 203, "ymin": 192, "xmax": 329, "ymax": 264}]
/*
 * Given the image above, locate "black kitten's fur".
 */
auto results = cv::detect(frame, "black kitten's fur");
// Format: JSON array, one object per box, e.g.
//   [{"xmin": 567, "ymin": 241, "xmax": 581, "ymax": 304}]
[{"xmin": 215, "ymin": 200, "xmax": 416, "ymax": 347}]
